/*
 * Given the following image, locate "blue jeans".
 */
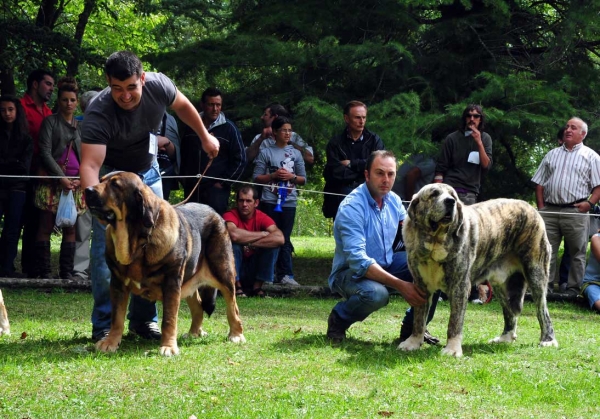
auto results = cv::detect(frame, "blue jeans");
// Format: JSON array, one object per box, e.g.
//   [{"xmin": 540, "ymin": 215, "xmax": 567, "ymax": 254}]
[
  {"xmin": 330, "ymin": 251, "xmax": 438, "ymax": 330},
  {"xmin": 583, "ymin": 283, "xmax": 600, "ymax": 309},
  {"xmin": 261, "ymin": 202, "xmax": 295, "ymax": 280},
  {"xmin": 232, "ymin": 244, "xmax": 278, "ymax": 289},
  {"xmin": 90, "ymin": 161, "xmax": 163, "ymax": 335},
  {"xmin": 0, "ymin": 190, "xmax": 27, "ymax": 274}
]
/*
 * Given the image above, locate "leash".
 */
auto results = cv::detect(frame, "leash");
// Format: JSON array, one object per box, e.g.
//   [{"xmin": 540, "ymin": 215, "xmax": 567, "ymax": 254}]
[{"xmin": 173, "ymin": 158, "xmax": 213, "ymax": 208}]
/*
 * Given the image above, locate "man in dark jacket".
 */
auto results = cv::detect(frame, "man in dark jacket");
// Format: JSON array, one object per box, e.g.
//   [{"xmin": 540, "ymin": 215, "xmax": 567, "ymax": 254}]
[
  {"xmin": 322, "ymin": 100, "xmax": 384, "ymax": 219},
  {"xmin": 180, "ymin": 87, "xmax": 246, "ymax": 215}
]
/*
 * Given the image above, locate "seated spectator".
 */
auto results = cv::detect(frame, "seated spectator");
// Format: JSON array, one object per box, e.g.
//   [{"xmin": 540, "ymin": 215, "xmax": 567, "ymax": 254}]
[
  {"xmin": 582, "ymin": 231, "xmax": 600, "ymax": 312},
  {"xmin": 223, "ymin": 186, "xmax": 284, "ymax": 297},
  {"xmin": 34, "ymin": 84, "xmax": 83, "ymax": 279},
  {"xmin": 0, "ymin": 96, "xmax": 33, "ymax": 277},
  {"xmin": 253, "ymin": 116, "xmax": 306, "ymax": 286}
]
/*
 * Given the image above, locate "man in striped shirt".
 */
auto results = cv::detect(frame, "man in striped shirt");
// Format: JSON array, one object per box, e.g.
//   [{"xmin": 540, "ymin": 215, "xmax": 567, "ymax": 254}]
[{"xmin": 532, "ymin": 117, "xmax": 600, "ymax": 295}]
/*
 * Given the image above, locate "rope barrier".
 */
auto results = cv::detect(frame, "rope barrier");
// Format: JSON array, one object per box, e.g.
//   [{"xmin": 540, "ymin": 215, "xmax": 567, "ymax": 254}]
[{"xmin": 0, "ymin": 173, "xmax": 598, "ymax": 218}]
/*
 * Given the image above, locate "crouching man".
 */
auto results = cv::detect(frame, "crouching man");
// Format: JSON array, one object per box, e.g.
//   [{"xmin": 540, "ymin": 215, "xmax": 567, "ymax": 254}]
[{"xmin": 223, "ymin": 186, "xmax": 284, "ymax": 298}]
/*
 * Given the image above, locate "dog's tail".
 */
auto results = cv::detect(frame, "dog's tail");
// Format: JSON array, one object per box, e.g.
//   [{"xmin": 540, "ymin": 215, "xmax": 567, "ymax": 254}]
[{"xmin": 200, "ymin": 287, "xmax": 217, "ymax": 317}]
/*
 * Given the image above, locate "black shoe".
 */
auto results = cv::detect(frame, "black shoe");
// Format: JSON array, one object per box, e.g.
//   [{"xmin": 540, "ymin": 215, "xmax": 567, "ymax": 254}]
[
  {"xmin": 128, "ymin": 322, "xmax": 162, "ymax": 340},
  {"xmin": 326, "ymin": 310, "xmax": 351, "ymax": 344},
  {"xmin": 92, "ymin": 330, "xmax": 109, "ymax": 343}
]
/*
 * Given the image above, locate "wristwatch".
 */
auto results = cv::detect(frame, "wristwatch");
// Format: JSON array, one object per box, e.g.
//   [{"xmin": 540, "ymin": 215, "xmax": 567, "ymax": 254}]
[{"xmin": 292, "ymin": 175, "xmax": 297, "ymax": 183}]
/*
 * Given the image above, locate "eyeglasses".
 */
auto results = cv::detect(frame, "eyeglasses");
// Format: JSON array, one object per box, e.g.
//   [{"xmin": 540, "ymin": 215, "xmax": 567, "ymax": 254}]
[
  {"xmin": 278, "ymin": 129, "xmax": 293, "ymax": 133},
  {"xmin": 467, "ymin": 114, "xmax": 482, "ymax": 119}
]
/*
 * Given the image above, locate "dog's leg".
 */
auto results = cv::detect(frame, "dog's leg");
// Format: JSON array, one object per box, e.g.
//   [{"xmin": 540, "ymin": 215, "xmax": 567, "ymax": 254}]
[
  {"xmin": 397, "ymin": 293, "xmax": 429, "ymax": 352},
  {"xmin": 0, "ymin": 290, "xmax": 9, "ymax": 336},
  {"xmin": 159, "ymin": 281, "xmax": 182, "ymax": 356},
  {"xmin": 442, "ymin": 280, "xmax": 470, "ymax": 357},
  {"xmin": 184, "ymin": 290, "xmax": 208, "ymax": 338},
  {"xmin": 488, "ymin": 285, "xmax": 519, "ymax": 344},
  {"xmin": 527, "ymin": 268, "xmax": 558, "ymax": 348},
  {"xmin": 96, "ymin": 284, "xmax": 128, "ymax": 353}
]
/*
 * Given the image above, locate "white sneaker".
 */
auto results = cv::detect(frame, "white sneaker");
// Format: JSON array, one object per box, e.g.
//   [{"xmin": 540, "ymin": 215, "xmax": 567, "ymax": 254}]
[
  {"xmin": 280, "ymin": 275, "xmax": 300, "ymax": 286},
  {"xmin": 470, "ymin": 299, "xmax": 484, "ymax": 305}
]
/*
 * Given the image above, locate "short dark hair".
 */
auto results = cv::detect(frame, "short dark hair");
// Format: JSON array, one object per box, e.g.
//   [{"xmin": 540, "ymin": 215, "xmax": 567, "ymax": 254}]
[
  {"xmin": 201, "ymin": 87, "xmax": 222, "ymax": 103},
  {"xmin": 271, "ymin": 116, "xmax": 292, "ymax": 132},
  {"xmin": 104, "ymin": 51, "xmax": 143, "ymax": 81},
  {"xmin": 236, "ymin": 185, "xmax": 259, "ymax": 200},
  {"xmin": 343, "ymin": 100, "xmax": 367, "ymax": 115},
  {"xmin": 460, "ymin": 104, "xmax": 486, "ymax": 131},
  {"xmin": 265, "ymin": 103, "xmax": 290, "ymax": 118},
  {"xmin": 366, "ymin": 150, "xmax": 396, "ymax": 171},
  {"xmin": 26, "ymin": 69, "xmax": 54, "ymax": 92},
  {"xmin": 556, "ymin": 127, "xmax": 565, "ymax": 142}
]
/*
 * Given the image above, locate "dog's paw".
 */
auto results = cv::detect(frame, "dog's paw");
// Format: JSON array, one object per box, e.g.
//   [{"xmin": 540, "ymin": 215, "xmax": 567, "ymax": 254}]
[
  {"xmin": 95, "ymin": 337, "xmax": 121, "ymax": 353},
  {"xmin": 397, "ymin": 336, "xmax": 422, "ymax": 351},
  {"xmin": 182, "ymin": 329, "xmax": 208, "ymax": 339},
  {"xmin": 441, "ymin": 337, "xmax": 463, "ymax": 357},
  {"xmin": 228, "ymin": 333, "xmax": 246, "ymax": 344},
  {"xmin": 489, "ymin": 332, "xmax": 516, "ymax": 344},
  {"xmin": 539, "ymin": 338, "xmax": 558, "ymax": 348},
  {"xmin": 0, "ymin": 328, "xmax": 9, "ymax": 336},
  {"xmin": 159, "ymin": 345, "xmax": 180, "ymax": 357}
]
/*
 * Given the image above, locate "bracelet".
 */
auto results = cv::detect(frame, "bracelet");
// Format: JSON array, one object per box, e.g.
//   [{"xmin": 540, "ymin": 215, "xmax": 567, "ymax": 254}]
[{"xmin": 588, "ymin": 200, "xmax": 595, "ymax": 208}]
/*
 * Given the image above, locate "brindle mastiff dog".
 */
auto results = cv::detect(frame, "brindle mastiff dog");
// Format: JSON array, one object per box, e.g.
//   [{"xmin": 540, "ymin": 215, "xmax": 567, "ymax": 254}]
[
  {"xmin": 85, "ymin": 171, "xmax": 245, "ymax": 356},
  {"xmin": 398, "ymin": 183, "xmax": 558, "ymax": 357}
]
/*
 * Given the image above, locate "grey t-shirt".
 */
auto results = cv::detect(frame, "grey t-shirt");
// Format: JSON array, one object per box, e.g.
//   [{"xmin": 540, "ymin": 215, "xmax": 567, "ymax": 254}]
[
  {"xmin": 81, "ymin": 72, "xmax": 177, "ymax": 172},
  {"xmin": 392, "ymin": 154, "xmax": 436, "ymax": 201},
  {"xmin": 253, "ymin": 145, "xmax": 307, "ymax": 207}
]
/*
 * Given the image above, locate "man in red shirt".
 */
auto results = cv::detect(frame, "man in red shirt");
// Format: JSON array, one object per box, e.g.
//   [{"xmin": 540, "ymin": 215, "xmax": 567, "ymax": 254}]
[
  {"xmin": 20, "ymin": 69, "xmax": 55, "ymax": 278},
  {"xmin": 223, "ymin": 186, "xmax": 284, "ymax": 297}
]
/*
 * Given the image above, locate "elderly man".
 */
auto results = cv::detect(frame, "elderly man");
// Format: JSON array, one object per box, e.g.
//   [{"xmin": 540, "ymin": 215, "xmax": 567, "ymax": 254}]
[
  {"xmin": 322, "ymin": 101, "xmax": 384, "ymax": 219},
  {"xmin": 326, "ymin": 150, "xmax": 439, "ymax": 345},
  {"xmin": 532, "ymin": 117, "xmax": 600, "ymax": 295}
]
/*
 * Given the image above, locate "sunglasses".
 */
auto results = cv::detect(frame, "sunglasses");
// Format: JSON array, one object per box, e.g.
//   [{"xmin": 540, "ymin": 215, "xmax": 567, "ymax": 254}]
[{"xmin": 467, "ymin": 114, "xmax": 482, "ymax": 119}]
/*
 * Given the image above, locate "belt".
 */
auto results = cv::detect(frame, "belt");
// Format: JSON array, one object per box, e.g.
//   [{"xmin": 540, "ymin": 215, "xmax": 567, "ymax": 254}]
[{"xmin": 545, "ymin": 198, "xmax": 587, "ymax": 208}]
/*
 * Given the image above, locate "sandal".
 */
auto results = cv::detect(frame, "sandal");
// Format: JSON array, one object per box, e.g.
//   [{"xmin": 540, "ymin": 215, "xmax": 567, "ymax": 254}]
[
  {"xmin": 235, "ymin": 285, "xmax": 247, "ymax": 298},
  {"xmin": 251, "ymin": 289, "xmax": 266, "ymax": 298}
]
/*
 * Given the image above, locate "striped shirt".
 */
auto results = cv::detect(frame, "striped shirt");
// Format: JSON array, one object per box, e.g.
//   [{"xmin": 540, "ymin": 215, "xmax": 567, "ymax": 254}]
[{"xmin": 532, "ymin": 143, "xmax": 600, "ymax": 204}]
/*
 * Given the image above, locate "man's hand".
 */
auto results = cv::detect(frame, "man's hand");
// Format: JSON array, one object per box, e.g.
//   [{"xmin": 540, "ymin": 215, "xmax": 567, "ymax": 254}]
[
  {"xmin": 470, "ymin": 125, "xmax": 482, "ymax": 145},
  {"xmin": 261, "ymin": 127, "xmax": 273, "ymax": 140},
  {"xmin": 396, "ymin": 281, "xmax": 428, "ymax": 306},
  {"xmin": 340, "ymin": 159, "xmax": 350, "ymax": 167},
  {"xmin": 202, "ymin": 134, "xmax": 220, "ymax": 159}
]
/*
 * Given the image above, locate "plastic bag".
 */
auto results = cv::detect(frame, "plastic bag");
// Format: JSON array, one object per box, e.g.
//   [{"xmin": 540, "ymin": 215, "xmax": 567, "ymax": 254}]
[{"xmin": 55, "ymin": 190, "xmax": 78, "ymax": 228}]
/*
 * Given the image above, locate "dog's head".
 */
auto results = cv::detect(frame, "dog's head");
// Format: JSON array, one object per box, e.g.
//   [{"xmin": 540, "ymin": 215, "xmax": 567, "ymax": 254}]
[
  {"xmin": 84, "ymin": 171, "xmax": 161, "ymax": 265},
  {"xmin": 407, "ymin": 183, "xmax": 463, "ymax": 233}
]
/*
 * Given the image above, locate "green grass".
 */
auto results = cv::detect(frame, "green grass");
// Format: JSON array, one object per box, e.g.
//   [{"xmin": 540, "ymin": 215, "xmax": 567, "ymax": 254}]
[{"xmin": 0, "ymin": 292, "xmax": 599, "ymax": 418}]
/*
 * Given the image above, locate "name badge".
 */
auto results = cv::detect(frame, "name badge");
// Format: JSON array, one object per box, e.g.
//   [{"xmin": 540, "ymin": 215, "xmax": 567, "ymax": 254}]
[
  {"xmin": 149, "ymin": 133, "xmax": 157, "ymax": 155},
  {"xmin": 468, "ymin": 151, "xmax": 480, "ymax": 165}
]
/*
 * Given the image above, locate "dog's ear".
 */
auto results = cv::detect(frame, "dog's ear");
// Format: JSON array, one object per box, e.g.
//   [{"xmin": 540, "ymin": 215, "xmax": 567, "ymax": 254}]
[
  {"xmin": 407, "ymin": 195, "xmax": 420, "ymax": 221},
  {"xmin": 136, "ymin": 188, "xmax": 156, "ymax": 228}
]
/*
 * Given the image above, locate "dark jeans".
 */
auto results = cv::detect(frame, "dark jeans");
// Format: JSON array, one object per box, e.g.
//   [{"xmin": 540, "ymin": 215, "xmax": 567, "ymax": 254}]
[
  {"xmin": 232, "ymin": 244, "xmax": 279, "ymax": 291},
  {"xmin": 20, "ymin": 181, "xmax": 40, "ymax": 275},
  {"xmin": 261, "ymin": 202, "xmax": 296, "ymax": 280},
  {"xmin": 0, "ymin": 190, "xmax": 27, "ymax": 275},
  {"xmin": 185, "ymin": 183, "xmax": 231, "ymax": 216}
]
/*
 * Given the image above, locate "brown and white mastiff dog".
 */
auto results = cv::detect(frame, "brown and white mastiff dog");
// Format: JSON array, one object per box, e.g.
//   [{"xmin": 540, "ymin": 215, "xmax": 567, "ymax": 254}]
[
  {"xmin": 85, "ymin": 171, "xmax": 245, "ymax": 356},
  {"xmin": 0, "ymin": 290, "xmax": 9, "ymax": 336},
  {"xmin": 398, "ymin": 183, "xmax": 558, "ymax": 357}
]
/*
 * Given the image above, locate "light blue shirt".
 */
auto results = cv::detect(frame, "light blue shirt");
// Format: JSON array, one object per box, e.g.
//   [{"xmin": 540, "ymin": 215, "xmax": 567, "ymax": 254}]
[{"xmin": 328, "ymin": 183, "xmax": 406, "ymax": 287}]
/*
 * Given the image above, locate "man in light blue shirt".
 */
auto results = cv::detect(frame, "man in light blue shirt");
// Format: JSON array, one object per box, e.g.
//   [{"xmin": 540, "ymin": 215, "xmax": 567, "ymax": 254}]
[{"xmin": 327, "ymin": 150, "xmax": 439, "ymax": 344}]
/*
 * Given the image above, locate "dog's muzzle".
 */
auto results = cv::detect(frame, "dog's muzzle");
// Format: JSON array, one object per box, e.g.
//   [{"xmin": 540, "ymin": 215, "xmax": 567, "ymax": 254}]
[
  {"xmin": 429, "ymin": 197, "xmax": 456, "ymax": 231},
  {"xmin": 84, "ymin": 187, "xmax": 115, "ymax": 222}
]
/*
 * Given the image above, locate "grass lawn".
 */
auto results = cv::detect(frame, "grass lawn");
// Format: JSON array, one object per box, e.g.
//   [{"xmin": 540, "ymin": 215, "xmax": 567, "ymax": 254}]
[{"xmin": 1, "ymin": 289, "xmax": 599, "ymax": 418}]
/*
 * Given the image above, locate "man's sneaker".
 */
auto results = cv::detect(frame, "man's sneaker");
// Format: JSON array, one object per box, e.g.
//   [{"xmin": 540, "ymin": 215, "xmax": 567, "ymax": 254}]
[
  {"xmin": 326, "ymin": 310, "xmax": 351, "ymax": 344},
  {"xmin": 92, "ymin": 330, "xmax": 109, "ymax": 343},
  {"xmin": 280, "ymin": 275, "xmax": 300, "ymax": 286},
  {"xmin": 559, "ymin": 283, "xmax": 568, "ymax": 293},
  {"xmin": 128, "ymin": 322, "xmax": 162, "ymax": 340}
]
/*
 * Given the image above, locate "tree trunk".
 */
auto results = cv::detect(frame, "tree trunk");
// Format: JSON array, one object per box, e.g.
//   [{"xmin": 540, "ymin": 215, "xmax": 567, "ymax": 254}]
[{"xmin": 66, "ymin": 0, "xmax": 97, "ymax": 76}]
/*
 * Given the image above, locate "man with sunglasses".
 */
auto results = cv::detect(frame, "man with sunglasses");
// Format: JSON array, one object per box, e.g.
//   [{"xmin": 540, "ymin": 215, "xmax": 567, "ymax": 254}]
[{"xmin": 433, "ymin": 104, "xmax": 492, "ymax": 205}]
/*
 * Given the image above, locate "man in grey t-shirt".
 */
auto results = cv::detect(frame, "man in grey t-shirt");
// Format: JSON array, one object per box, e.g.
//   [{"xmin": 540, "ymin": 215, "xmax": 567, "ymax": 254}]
[{"xmin": 80, "ymin": 51, "xmax": 219, "ymax": 344}]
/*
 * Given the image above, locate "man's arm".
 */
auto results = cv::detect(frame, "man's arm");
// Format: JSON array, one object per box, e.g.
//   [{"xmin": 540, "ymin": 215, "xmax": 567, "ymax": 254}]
[
  {"xmin": 226, "ymin": 222, "xmax": 284, "ymax": 248},
  {"xmin": 535, "ymin": 184, "xmax": 545, "ymax": 209},
  {"xmin": 471, "ymin": 127, "xmax": 491, "ymax": 169},
  {"xmin": 245, "ymin": 133, "xmax": 269, "ymax": 163},
  {"xmin": 170, "ymin": 91, "xmax": 219, "ymax": 159},
  {"xmin": 364, "ymin": 263, "xmax": 427, "ymax": 307},
  {"xmin": 80, "ymin": 143, "xmax": 107, "ymax": 189},
  {"xmin": 574, "ymin": 185, "xmax": 600, "ymax": 213}
]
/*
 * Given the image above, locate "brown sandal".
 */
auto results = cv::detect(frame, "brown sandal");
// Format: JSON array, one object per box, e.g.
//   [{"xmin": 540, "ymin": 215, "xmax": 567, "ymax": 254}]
[{"xmin": 235, "ymin": 286, "xmax": 247, "ymax": 298}]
